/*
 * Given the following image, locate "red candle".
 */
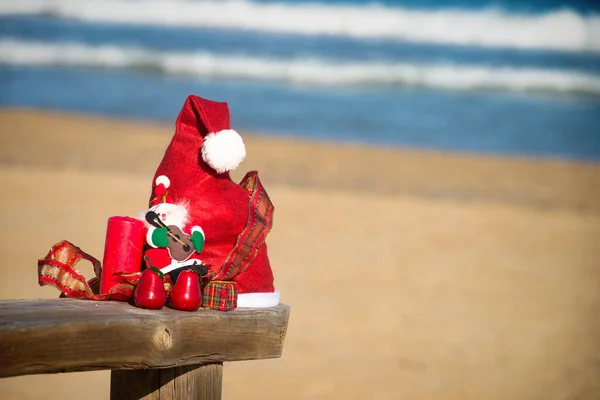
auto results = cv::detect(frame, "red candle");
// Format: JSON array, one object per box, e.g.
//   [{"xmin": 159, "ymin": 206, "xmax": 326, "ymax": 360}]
[{"xmin": 100, "ymin": 216, "xmax": 146, "ymax": 299}]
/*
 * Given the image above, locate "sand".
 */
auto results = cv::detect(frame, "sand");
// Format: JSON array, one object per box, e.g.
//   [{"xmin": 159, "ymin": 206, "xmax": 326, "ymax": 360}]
[{"xmin": 0, "ymin": 108, "xmax": 599, "ymax": 400}]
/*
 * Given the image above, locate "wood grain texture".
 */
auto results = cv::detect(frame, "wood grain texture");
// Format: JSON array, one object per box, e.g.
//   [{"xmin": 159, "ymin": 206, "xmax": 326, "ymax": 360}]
[
  {"xmin": 173, "ymin": 363, "xmax": 222, "ymax": 400},
  {"xmin": 110, "ymin": 368, "xmax": 164, "ymax": 399},
  {"xmin": 110, "ymin": 363, "xmax": 223, "ymax": 400},
  {"xmin": 0, "ymin": 299, "xmax": 289, "ymax": 378}
]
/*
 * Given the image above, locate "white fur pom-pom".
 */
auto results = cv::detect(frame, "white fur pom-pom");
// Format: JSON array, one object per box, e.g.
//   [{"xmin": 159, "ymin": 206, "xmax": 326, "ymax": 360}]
[
  {"xmin": 155, "ymin": 175, "xmax": 170, "ymax": 188},
  {"xmin": 201, "ymin": 129, "xmax": 246, "ymax": 173}
]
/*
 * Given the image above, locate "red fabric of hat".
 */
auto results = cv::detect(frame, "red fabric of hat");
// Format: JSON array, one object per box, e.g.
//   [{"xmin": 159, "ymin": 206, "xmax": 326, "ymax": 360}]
[{"xmin": 148, "ymin": 95, "xmax": 278, "ymax": 307}]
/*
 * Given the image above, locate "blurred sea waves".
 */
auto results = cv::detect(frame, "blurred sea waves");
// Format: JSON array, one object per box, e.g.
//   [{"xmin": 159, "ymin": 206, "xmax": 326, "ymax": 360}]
[
  {"xmin": 2, "ymin": 39, "xmax": 600, "ymax": 96},
  {"xmin": 0, "ymin": 0, "xmax": 599, "ymax": 159},
  {"xmin": 2, "ymin": 0, "xmax": 600, "ymax": 52}
]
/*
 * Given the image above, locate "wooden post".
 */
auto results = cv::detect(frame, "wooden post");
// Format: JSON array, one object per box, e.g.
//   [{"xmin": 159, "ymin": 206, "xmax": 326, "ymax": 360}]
[{"xmin": 110, "ymin": 363, "xmax": 223, "ymax": 400}]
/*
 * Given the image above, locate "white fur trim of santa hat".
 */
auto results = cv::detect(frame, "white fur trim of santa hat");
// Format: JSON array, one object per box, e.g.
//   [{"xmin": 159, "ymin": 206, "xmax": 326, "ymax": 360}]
[
  {"xmin": 155, "ymin": 175, "xmax": 170, "ymax": 188},
  {"xmin": 201, "ymin": 129, "xmax": 246, "ymax": 174},
  {"xmin": 236, "ymin": 290, "xmax": 280, "ymax": 308}
]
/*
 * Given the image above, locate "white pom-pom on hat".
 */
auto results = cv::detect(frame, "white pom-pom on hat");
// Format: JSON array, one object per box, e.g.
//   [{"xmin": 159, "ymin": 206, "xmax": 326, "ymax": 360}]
[
  {"xmin": 155, "ymin": 175, "xmax": 170, "ymax": 188},
  {"xmin": 201, "ymin": 129, "xmax": 246, "ymax": 174}
]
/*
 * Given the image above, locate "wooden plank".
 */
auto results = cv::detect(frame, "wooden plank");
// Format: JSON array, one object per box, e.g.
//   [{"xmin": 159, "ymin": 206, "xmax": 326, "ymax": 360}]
[
  {"xmin": 0, "ymin": 299, "xmax": 289, "ymax": 378},
  {"xmin": 109, "ymin": 363, "xmax": 223, "ymax": 400}
]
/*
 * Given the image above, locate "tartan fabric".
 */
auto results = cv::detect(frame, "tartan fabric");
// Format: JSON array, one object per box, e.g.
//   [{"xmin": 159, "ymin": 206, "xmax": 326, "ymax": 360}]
[
  {"xmin": 215, "ymin": 171, "xmax": 274, "ymax": 281},
  {"xmin": 202, "ymin": 281, "xmax": 237, "ymax": 311}
]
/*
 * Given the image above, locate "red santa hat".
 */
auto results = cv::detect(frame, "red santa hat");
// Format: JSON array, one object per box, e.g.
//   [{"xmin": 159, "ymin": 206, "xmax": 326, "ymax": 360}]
[
  {"xmin": 150, "ymin": 175, "xmax": 172, "ymax": 207},
  {"xmin": 148, "ymin": 95, "xmax": 279, "ymax": 308}
]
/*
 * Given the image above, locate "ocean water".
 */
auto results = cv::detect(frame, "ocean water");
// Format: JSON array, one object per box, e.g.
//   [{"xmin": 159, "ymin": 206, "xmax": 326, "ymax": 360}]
[{"xmin": 0, "ymin": 0, "xmax": 599, "ymax": 160}]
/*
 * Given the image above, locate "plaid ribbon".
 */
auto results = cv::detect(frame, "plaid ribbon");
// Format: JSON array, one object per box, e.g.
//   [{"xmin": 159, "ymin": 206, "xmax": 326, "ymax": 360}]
[
  {"xmin": 214, "ymin": 171, "xmax": 274, "ymax": 281},
  {"xmin": 202, "ymin": 281, "xmax": 237, "ymax": 311}
]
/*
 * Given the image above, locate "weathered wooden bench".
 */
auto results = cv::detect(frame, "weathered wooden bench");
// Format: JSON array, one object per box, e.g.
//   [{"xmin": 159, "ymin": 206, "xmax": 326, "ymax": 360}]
[{"xmin": 0, "ymin": 299, "xmax": 290, "ymax": 399}]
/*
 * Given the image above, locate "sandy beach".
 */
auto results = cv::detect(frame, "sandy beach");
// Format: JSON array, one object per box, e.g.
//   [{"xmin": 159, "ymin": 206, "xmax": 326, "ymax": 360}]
[{"xmin": 0, "ymin": 108, "xmax": 599, "ymax": 400}]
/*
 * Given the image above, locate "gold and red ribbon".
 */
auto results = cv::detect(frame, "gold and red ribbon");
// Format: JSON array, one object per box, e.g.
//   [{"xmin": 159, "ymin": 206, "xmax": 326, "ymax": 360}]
[{"xmin": 37, "ymin": 240, "xmax": 172, "ymax": 301}]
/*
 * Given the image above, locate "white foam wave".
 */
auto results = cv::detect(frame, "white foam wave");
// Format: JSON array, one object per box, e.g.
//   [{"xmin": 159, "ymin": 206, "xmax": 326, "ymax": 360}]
[
  {"xmin": 1, "ymin": 0, "xmax": 600, "ymax": 53},
  {"xmin": 2, "ymin": 39, "xmax": 599, "ymax": 95}
]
